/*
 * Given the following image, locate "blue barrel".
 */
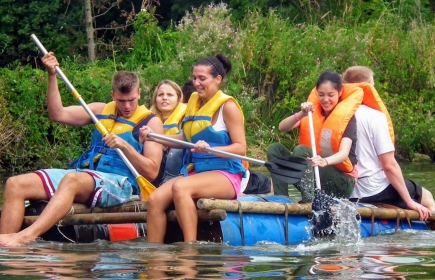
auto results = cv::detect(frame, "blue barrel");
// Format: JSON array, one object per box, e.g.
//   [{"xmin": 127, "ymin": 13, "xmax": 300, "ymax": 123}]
[
  {"xmin": 219, "ymin": 195, "xmax": 313, "ymax": 246},
  {"xmin": 359, "ymin": 214, "xmax": 428, "ymax": 237}
]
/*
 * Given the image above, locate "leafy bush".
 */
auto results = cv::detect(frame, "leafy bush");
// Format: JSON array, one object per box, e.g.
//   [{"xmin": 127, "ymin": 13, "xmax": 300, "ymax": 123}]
[{"xmin": 3, "ymin": 2, "xmax": 435, "ymax": 171}]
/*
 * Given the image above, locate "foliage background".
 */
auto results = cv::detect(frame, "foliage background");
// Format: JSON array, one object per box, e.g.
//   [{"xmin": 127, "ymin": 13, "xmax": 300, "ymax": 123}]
[{"xmin": 1, "ymin": 0, "xmax": 435, "ymax": 171}]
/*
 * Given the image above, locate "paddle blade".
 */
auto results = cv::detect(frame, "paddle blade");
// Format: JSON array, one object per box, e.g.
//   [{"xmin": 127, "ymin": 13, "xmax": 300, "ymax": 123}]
[
  {"xmin": 310, "ymin": 188, "xmax": 333, "ymax": 231},
  {"xmin": 136, "ymin": 176, "xmax": 156, "ymax": 201},
  {"xmin": 265, "ymin": 156, "xmax": 308, "ymax": 184}
]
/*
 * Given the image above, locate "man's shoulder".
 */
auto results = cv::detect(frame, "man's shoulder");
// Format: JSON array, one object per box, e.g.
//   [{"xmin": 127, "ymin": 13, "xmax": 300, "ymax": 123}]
[{"xmin": 356, "ymin": 105, "xmax": 387, "ymax": 119}]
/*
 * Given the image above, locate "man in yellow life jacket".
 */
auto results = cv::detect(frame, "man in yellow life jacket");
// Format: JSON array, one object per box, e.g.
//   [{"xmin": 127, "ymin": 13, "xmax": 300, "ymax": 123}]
[
  {"xmin": 0, "ymin": 52, "xmax": 164, "ymax": 246},
  {"xmin": 343, "ymin": 66, "xmax": 435, "ymax": 220}
]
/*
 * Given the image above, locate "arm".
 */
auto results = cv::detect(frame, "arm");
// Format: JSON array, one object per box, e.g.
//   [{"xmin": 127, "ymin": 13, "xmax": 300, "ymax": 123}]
[
  {"xmin": 310, "ymin": 115, "xmax": 356, "ymax": 167},
  {"xmin": 198, "ymin": 100, "xmax": 246, "ymax": 156},
  {"xmin": 379, "ymin": 152, "xmax": 431, "ymax": 220},
  {"xmin": 221, "ymin": 100, "xmax": 247, "ymax": 156},
  {"xmin": 278, "ymin": 102, "xmax": 313, "ymax": 132},
  {"xmin": 105, "ymin": 116, "xmax": 164, "ymax": 181},
  {"xmin": 310, "ymin": 137, "xmax": 352, "ymax": 167},
  {"xmin": 278, "ymin": 111, "xmax": 302, "ymax": 132},
  {"xmin": 139, "ymin": 127, "xmax": 185, "ymax": 149},
  {"xmin": 42, "ymin": 52, "xmax": 105, "ymax": 126}
]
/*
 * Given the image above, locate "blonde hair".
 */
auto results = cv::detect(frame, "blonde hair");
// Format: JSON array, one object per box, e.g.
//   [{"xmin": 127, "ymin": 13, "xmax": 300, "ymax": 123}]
[
  {"xmin": 150, "ymin": 80, "xmax": 183, "ymax": 120},
  {"xmin": 342, "ymin": 66, "xmax": 374, "ymax": 84}
]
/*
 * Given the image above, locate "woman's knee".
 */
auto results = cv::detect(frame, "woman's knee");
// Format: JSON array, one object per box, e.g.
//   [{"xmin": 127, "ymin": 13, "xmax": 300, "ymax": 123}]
[
  {"xmin": 267, "ymin": 142, "xmax": 289, "ymax": 159},
  {"xmin": 172, "ymin": 180, "xmax": 189, "ymax": 202},
  {"xmin": 292, "ymin": 144, "xmax": 311, "ymax": 158}
]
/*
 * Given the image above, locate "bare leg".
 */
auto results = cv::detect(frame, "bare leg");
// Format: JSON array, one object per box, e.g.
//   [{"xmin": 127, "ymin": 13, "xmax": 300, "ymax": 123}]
[
  {"xmin": 0, "ymin": 173, "xmax": 48, "ymax": 234},
  {"xmin": 0, "ymin": 172, "xmax": 95, "ymax": 246},
  {"xmin": 146, "ymin": 177, "xmax": 178, "ymax": 243},
  {"xmin": 421, "ymin": 188, "xmax": 435, "ymax": 212},
  {"xmin": 172, "ymin": 171, "xmax": 236, "ymax": 242}
]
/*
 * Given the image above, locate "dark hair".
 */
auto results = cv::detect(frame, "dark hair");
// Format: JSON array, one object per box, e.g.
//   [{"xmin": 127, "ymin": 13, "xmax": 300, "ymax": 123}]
[
  {"xmin": 194, "ymin": 54, "xmax": 232, "ymax": 79},
  {"xmin": 315, "ymin": 71, "xmax": 342, "ymax": 91},
  {"xmin": 181, "ymin": 79, "xmax": 195, "ymax": 103},
  {"xmin": 112, "ymin": 71, "xmax": 140, "ymax": 93}
]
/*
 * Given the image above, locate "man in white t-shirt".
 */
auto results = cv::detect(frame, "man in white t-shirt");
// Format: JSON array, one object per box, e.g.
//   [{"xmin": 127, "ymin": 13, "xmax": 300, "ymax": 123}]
[{"xmin": 343, "ymin": 66, "xmax": 435, "ymax": 220}]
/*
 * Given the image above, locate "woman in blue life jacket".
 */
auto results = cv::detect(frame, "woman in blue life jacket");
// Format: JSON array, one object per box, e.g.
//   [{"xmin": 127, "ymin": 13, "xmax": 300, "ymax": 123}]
[
  {"xmin": 150, "ymin": 80, "xmax": 187, "ymax": 185},
  {"xmin": 140, "ymin": 54, "xmax": 246, "ymax": 243}
]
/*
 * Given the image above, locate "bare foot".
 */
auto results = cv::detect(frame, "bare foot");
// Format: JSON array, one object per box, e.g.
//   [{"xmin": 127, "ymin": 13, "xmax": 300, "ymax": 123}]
[{"xmin": 0, "ymin": 232, "xmax": 36, "ymax": 247}]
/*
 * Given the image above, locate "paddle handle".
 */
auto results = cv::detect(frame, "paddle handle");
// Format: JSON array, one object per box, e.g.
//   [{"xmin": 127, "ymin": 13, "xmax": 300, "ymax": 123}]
[
  {"xmin": 30, "ymin": 34, "xmax": 140, "ymax": 180},
  {"xmin": 149, "ymin": 132, "xmax": 266, "ymax": 166},
  {"xmin": 308, "ymin": 111, "xmax": 322, "ymax": 189}
]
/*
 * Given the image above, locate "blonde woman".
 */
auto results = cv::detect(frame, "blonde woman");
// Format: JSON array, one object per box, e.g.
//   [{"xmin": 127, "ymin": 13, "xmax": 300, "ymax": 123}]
[{"xmin": 150, "ymin": 80, "xmax": 187, "ymax": 185}]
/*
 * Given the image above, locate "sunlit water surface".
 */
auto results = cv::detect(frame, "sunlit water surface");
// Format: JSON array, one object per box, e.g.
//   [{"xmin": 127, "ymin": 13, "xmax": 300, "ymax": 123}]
[{"xmin": 0, "ymin": 162, "xmax": 434, "ymax": 279}]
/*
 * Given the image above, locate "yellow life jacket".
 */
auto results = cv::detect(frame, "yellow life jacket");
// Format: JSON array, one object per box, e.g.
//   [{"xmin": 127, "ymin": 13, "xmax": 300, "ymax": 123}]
[
  {"xmin": 182, "ymin": 91, "xmax": 244, "ymax": 141},
  {"xmin": 181, "ymin": 91, "xmax": 246, "ymax": 174},
  {"xmin": 163, "ymin": 103, "xmax": 187, "ymax": 135},
  {"xmin": 350, "ymin": 82, "xmax": 395, "ymax": 144},
  {"xmin": 299, "ymin": 84, "xmax": 363, "ymax": 173},
  {"xmin": 99, "ymin": 101, "xmax": 152, "ymax": 134},
  {"xmin": 72, "ymin": 101, "xmax": 154, "ymax": 193}
]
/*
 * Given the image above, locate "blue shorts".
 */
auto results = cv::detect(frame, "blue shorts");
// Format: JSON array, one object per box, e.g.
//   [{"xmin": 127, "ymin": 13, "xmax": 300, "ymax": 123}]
[{"xmin": 34, "ymin": 169, "xmax": 133, "ymax": 208}]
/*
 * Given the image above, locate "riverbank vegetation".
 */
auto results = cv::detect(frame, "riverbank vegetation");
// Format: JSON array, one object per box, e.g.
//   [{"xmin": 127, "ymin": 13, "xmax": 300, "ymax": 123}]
[{"xmin": 1, "ymin": 0, "xmax": 435, "ymax": 171}]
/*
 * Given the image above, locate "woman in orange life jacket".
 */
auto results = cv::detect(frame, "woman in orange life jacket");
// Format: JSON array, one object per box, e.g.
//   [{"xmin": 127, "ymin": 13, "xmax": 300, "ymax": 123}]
[
  {"xmin": 150, "ymin": 80, "xmax": 187, "ymax": 185},
  {"xmin": 139, "ymin": 54, "xmax": 247, "ymax": 243},
  {"xmin": 267, "ymin": 71, "xmax": 360, "ymax": 202}
]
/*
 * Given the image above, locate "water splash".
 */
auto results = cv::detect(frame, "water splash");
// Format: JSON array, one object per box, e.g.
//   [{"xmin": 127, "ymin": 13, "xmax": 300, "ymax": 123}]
[{"xmin": 333, "ymin": 198, "xmax": 362, "ymax": 245}]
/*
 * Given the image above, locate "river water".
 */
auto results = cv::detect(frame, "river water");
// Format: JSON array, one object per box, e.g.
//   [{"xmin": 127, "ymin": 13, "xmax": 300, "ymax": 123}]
[{"xmin": 0, "ymin": 162, "xmax": 435, "ymax": 279}]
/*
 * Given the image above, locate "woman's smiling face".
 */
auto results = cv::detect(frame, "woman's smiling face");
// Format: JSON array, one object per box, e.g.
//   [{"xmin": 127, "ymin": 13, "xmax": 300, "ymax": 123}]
[
  {"xmin": 316, "ymin": 81, "xmax": 342, "ymax": 115},
  {"xmin": 192, "ymin": 65, "xmax": 222, "ymax": 102}
]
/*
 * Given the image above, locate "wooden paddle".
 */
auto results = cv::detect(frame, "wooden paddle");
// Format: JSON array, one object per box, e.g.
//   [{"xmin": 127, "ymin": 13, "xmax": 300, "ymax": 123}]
[
  {"xmin": 148, "ymin": 132, "xmax": 308, "ymax": 184},
  {"xmin": 308, "ymin": 110, "xmax": 334, "ymax": 231},
  {"xmin": 30, "ymin": 34, "xmax": 156, "ymax": 200}
]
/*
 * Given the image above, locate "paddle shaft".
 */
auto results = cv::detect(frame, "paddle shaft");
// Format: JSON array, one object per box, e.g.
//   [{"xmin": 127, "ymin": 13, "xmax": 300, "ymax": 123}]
[
  {"xmin": 31, "ymin": 34, "xmax": 142, "ymax": 181},
  {"xmin": 308, "ymin": 111, "xmax": 322, "ymax": 189},
  {"xmin": 148, "ymin": 132, "xmax": 266, "ymax": 166}
]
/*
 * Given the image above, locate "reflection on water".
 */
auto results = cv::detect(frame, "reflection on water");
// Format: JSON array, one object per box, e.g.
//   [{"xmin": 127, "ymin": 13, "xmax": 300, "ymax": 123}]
[
  {"xmin": 1, "ymin": 236, "xmax": 435, "ymax": 279},
  {"xmin": 0, "ymin": 163, "xmax": 434, "ymax": 278}
]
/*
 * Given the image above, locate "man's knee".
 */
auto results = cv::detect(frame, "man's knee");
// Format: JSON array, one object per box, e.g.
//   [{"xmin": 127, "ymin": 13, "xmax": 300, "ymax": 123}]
[
  {"xmin": 4, "ymin": 176, "xmax": 24, "ymax": 195},
  {"xmin": 5, "ymin": 174, "xmax": 35, "ymax": 195},
  {"xmin": 58, "ymin": 172, "xmax": 94, "ymax": 193}
]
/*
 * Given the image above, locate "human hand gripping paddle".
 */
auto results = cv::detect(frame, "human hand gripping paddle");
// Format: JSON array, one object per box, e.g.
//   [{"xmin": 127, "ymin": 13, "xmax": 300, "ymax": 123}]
[
  {"xmin": 30, "ymin": 34, "xmax": 156, "ymax": 200},
  {"xmin": 308, "ymin": 110, "xmax": 334, "ymax": 231},
  {"xmin": 147, "ymin": 132, "xmax": 308, "ymax": 184}
]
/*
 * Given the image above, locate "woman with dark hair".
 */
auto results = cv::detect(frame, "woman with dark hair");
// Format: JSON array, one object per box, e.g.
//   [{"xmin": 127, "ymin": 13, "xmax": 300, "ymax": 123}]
[
  {"xmin": 267, "ymin": 71, "xmax": 362, "ymax": 202},
  {"xmin": 140, "ymin": 54, "xmax": 247, "ymax": 242}
]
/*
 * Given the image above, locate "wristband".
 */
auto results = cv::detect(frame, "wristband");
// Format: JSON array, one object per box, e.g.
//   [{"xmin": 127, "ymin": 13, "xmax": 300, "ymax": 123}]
[
  {"xmin": 293, "ymin": 112, "xmax": 301, "ymax": 122},
  {"xmin": 324, "ymin": 158, "xmax": 329, "ymax": 166}
]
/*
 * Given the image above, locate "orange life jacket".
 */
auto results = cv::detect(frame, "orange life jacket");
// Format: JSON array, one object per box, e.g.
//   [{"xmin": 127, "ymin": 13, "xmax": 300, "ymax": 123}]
[
  {"xmin": 299, "ymin": 84, "xmax": 363, "ymax": 173},
  {"xmin": 351, "ymin": 82, "xmax": 395, "ymax": 144}
]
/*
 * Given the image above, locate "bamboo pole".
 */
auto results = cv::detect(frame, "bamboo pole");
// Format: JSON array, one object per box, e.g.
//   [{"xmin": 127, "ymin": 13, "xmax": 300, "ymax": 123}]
[
  {"xmin": 22, "ymin": 209, "xmax": 226, "ymax": 227},
  {"xmin": 197, "ymin": 198, "xmax": 435, "ymax": 222},
  {"xmin": 68, "ymin": 201, "xmax": 148, "ymax": 214},
  {"xmin": 22, "ymin": 200, "xmax": 148, "ymax": 216}
]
